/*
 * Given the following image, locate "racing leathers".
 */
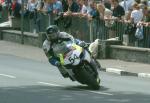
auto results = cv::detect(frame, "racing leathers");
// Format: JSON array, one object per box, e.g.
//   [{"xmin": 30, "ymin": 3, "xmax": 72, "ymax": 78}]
[
  {"xmin": 43, "ymin": 31, "xmax": 85, "ymax": 77},
  {"xmin": 43, "ymin": 31, "xmax": 86, "ymax": 65},
  {"xmin": 42, "ymin": 31, "xmax": 100, "ymax": 77}
]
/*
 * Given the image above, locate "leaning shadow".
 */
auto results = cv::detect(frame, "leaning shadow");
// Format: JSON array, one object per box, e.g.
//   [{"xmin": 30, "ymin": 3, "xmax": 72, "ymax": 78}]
[
  {"xmin": 62, "ymin": 85, "xmax": 109, "ymax": 91},
  {"xmin": 0, "ymin": 85, "xmax": 150, "ymax": 103}
]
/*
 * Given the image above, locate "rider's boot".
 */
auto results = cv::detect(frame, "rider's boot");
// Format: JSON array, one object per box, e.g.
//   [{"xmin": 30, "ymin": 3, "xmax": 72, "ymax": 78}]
[
  {"xmin": 58, "ymin": 66, "xmax": 69, "ymax": 78},
  {"xmin": 90, "ymin": 59, "xmax": 101, "ymax": 74},
  {"xmin": 93, "ymin": 59, "xmax": 101, "ymax": 71}
]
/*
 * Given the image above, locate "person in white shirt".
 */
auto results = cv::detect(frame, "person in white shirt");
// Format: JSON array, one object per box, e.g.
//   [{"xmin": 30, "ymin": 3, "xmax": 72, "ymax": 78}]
[
  {"xmin": 104, "ymin": 7, "xmax": 113, "ymax": 28},
  {"xmin": 17, "ymin": 0, "xmax": 22, "ymax": 4},
  {"xmin": 119, "ymin": 0, "xmax": 135, "ymax": 12},
  {"xmin": 130, "ymin": 3, "xmax": 143, "ymax": 24},
  {"xmin": 80, "ymin": 0, "xmax": 91, "ymax": 16},
  {"xmin": 148, "ymin": 1, "xmax": 150, "ymax": 6},
  {"xmin": 27, "ymin": 0, "xmax": 37, "ymax": 12}
]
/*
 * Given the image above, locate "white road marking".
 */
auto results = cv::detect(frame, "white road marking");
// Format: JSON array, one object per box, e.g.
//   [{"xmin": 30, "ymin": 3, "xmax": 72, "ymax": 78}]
[
  {"xmin": 37, "ymin": 82, "xmax": 113, "ymax": 96},
  {"xmin": 85, "ymin": 90, "xmax": 113, "ymax": 96},
  {"xmin": 106, "ymin": 68, "xmax": 124, "ymax": 74},
  {"xmin": 138, "ymin": 73, "xmax": 150, "ymax": 78},
  {"xmin": 37, "ymin": 82, "xmax": 62, "ymax": 87},
  {"xmin": 0, "ymin": 74, "xmax": 16, "ymax": 78}
]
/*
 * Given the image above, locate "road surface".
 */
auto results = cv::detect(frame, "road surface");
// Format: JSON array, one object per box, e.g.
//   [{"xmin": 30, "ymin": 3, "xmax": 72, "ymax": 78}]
[{"xmin": 0, "ymin": 54, "xmax": 150, "ymax": 103}]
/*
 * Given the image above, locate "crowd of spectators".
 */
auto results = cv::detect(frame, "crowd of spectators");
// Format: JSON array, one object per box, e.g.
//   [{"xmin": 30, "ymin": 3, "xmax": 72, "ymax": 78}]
[
  {"xmin": 0, "ymin": 0, "xmax": 150, "ymax": 43},
  {"xmin": 0, "ymin": 0, "xmax": 149, "ymax": 26}
]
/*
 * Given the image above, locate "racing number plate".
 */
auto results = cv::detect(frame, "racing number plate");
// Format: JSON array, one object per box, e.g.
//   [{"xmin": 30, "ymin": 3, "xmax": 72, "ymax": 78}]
[{"xmin": 64, "ymin": 44, "xmax": 82, "ymax": 65}]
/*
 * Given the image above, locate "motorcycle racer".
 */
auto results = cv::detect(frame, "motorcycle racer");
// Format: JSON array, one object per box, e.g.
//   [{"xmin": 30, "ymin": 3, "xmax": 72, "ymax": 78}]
[{"xmin": 42, "ymin": 25, "xmax": 100, "ymax": 77}]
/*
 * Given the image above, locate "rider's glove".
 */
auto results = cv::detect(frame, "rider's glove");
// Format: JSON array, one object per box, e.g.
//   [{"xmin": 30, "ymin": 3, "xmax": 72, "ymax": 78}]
[
  {"xmin": 55, "ymin": 61, "xmax": 61, "ymax": 67},
  {"xmin": 49, "ymin": 58, "xmax": 61, "ymax": 67}
]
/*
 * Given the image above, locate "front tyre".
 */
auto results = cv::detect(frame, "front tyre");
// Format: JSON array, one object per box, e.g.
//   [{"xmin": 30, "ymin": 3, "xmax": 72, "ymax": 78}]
[
  {"xmin": 74, "ymin": 62, "xmax": 101, "ymax": 90},
  {"xmin": 83, "ymin": 67, "xmax": 100, "ymax": 90}
]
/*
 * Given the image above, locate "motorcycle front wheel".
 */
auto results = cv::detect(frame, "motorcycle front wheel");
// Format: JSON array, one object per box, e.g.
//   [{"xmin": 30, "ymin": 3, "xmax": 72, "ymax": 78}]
[{"xmin": 74, "ymin": 61, "xmax": 101, "ymax": 90}]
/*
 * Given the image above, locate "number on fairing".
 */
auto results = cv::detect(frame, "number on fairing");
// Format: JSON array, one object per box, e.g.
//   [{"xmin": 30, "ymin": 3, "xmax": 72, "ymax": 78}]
[{"xmin": 69, "ymin": 54, "xmax": 79, "ymax": 64}]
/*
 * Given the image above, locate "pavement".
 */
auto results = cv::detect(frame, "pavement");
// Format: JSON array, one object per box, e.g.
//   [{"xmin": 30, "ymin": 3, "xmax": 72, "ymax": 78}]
[
  {"xmin": 0, "ymin": 21, "xmax": 10, "ymax": 27},
  {"xmin": 0, "ymin": 40, "xmax": 150, "ymax": 79}
]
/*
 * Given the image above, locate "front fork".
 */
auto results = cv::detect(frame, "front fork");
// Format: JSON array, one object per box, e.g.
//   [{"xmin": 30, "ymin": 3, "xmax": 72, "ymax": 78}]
[
  {"xmin": 90, "ymin": 58, "xmax": 101, "ymax": 76},
  {"xmin": 83, "ymin": 49, "xmax": 99, "ymax": 76}
]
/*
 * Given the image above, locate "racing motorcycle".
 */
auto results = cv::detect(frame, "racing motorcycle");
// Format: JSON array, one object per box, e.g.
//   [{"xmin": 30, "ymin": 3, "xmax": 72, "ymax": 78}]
[{"xmin": 53, "ymin": 40, "xmax": 101, "ymax": 90}]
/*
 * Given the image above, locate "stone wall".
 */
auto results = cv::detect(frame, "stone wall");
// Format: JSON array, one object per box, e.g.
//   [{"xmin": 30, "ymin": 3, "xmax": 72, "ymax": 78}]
[
  {"xmin": 109, "ymin": 45, "xmax": 150, "ymax": 63},
  {"xmin": 1, "ymin": 30, "xmax": 40, "ymax": 47},
  {"xmin": 1, "ymin": 30, "xmax": 150, "ymax": 64}
]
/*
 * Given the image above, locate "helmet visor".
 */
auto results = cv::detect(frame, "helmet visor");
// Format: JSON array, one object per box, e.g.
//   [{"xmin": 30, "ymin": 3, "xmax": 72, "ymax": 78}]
[{"xmin": 47, "ymin": 32, "xmax": 57, "ymax": 40}]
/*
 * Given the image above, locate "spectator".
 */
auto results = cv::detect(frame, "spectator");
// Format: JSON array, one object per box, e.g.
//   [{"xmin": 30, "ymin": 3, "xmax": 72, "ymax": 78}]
[
  {"xmin": 62, "ymin": 0, "xmax": 87, "ymax": 18},
  {"xmin": 140, "ymin": 0, "xmax": 148, "ymax": 6},
  {"xmin": 126, "ymin": 3, "xmax": 144, "ymax": 46},
  {"xmin": 104, "ymin": 5, "xmax": 113, "ymax": 20},
  {"xmin": 135, "ymin": 0, "xmax": 141, "ymax": 4},
  {"xmin": 124, "ymin": 8, "xmax": 132, "ymax": 21},
  {"xmin": 11, "ymin": 0, "xmax": 21, "ymax": 17},
  {"xmin": 55, "ymin": 0, "xmax": 80, "ymax": 28},
  {"xmin": 52, "ymin": 0, "xmax": 63, "ymax": 14},
  {"xmin": 130, "ymin": 3, "xmax": 143, "ymax": 24},
  {"xmin": 96, "ymin": 3, "xmax": 105, "ymax": 20},
  {"xmin": 61, "ymin": 0, "xmax": 68, "ymax": 12},
  {"xmin": 104, "ymin": 4, "xmax": 113, "ymax": 28},
  {"xmin": 17, "ymin": 0, "xmax": 22, "ymax": 4},
  {"xmin": 96, "ymin": 3, "xmax": 106, "ymax": 39},
  {"xmin": 44, "ymin": 0, "xmax": 53, "ymax": 14},
  {"xmin": 87, "ymin": 1, "xmax": 97, "ymax": 20},
  {"xmin": 144, "ymin": 7, "xmax": 150, "ymax": 23},
  {"xmin": 63, "ymin": 0, "xmax": 80, "ymax": 16},
  {"xmin": 104, "ymin": 4, "xmax": 113, "ymax": 36},
  {"xmin": 5, "ymin": 0, "xmax": 12, "ymax": 17},
  {"xmin": 140, "ymin": 4, "xmax": 148, "ymax": 18},
  {"xmin": 0, "ymin": 0, "xmax": 4, "ymax": 16},
  {"xmin": 0, "ymin": 3, "xmax": 2, "ymax": 19},
  {"xmin": 36, "ymin": 0, "xmax": 45, "ymax": 11},
  {"xmin": 0, "ymin": 0, "xmax": 5, "ymax": 5},
  {"xmin": 103, "ymin": 0, "xmax": 111, "ymax": 10},
  {"xmin": 145, "ymin": 7, "xmax": 150, "ymax": 26},
  {"xmin": 139, "ymin": 3, "xmax": 146, "ymax": 10},
  {"xmin": 26, "ymin": 0, "xmax": 38, "ymax": 19},
  {"xmin": 76, "ymin": 0, "xmax": 82, "ymax": 11},
  {"xmin": 108, "ymin": 0, "xmax": 125, "ymax": 38},
  {"xmin": 67, "ymin": 0, "xmax": 80, "ymax": 12},
  {"xmin": 27, "ymin": 0, "xmax": 37, "ymax": 12},
  {"xmin": 139, "ymin": 7, "xmax": 150, "ymax": 26},
  {"xmin": 111, "ymin": 0, "xmax": 125, "ymax": 20},
  {"xmin": 79, "ymin": 0, "xmax": 90, "ymax": 17},
  {"xmin": 119, "ymin": 0, "xmax": 135, "ymax": 12},
  {"xmin": 26, "ymin": 0, "xmax": 39, "ymax": 33},
  {"xmin": 148, "ymin": 0, "xmax": 150, "ymax": 6},
  {"xmin": 52, "ymin": 0, "xmax": 63, "ymax": 26}
]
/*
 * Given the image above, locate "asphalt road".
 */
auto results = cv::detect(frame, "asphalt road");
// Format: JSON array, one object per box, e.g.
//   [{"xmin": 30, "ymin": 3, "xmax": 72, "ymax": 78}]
[{"xmin": 0, "ymin": 54, "xmax": 150, "ymax": 103}]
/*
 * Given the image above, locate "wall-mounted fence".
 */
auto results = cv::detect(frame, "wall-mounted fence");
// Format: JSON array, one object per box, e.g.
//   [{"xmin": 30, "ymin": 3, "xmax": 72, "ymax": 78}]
[
  {"xmin": 0, "ymin": 7, "xmax": 9, "ymax": 23},
  {"xmin": 9, "ymin": 12, "xmax": 150, "ymax": 48}
]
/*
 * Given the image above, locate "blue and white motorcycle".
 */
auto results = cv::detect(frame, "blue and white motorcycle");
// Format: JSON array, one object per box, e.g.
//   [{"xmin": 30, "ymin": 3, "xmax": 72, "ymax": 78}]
[{"xmin": 53, "ymin": 40, "xmax": 101, "ymax": 90}]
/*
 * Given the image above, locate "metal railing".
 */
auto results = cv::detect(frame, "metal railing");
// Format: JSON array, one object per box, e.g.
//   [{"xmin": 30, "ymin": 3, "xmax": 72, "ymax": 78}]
[{"xmin": 9, "ymin": 12, "xmax": 150, "ymax": 48}]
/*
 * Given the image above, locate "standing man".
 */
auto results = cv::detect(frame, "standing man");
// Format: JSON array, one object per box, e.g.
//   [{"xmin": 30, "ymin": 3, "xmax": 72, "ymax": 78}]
[
  {"xmin": 0, "ymin": 0, "xmax": 3, "ymax": 19},
  {"xmin": 111, "ymin": 0, "xmax": 125, "ymax": 19},
  {"xmin": 11, "ymin": 0, "xmax": 21, "ymax": 17},
  {"xmin": 109, "ymin": 0, "xmax": 125, "ymax": 38}
]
